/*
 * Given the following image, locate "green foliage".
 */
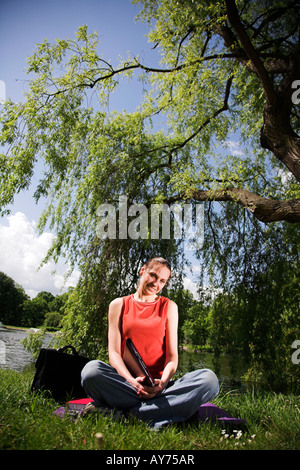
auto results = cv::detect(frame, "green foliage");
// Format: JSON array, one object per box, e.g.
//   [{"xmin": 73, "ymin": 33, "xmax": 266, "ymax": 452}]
[
  {"xmin": 182, "ymin": 302, "xmax": 211, "ymax": 348},
  {"xmin": 21, "ymin": 327, "xmax": 47, "ymax": 359},
  {"xmin": 209, "ymin": 223, "xmax": 300, "ymax": 392},
  {"xmin": 167, "ymin": 288, "xmax": 195, "ymax": 343},
  {"xmin": 19, "ymin": 290, "xmax": 70, "ymax": 328},
  {"xmin": 43, "ymin": 311, "xmax": 63, "ymax": 329},
  {"xmin": 22, "ymin": 297, "xmax": 49, "ymax": 327},
  {"xmin": 1, "ymin": 1, "xmax": 298, "ymax": 273},
  {"xmin": 57, "ymin": 277, "xmax": 109, "ymax": 359},
  {"xmin": 0, "ymin": 272, "xmax": 29, "ymax": 325},
  {"xmin": 0, "ymin": 270, "xmax": 71, "ymax": 328},
  {"xmin": 1, "ymin": 1, "xmax": 299, "ymax": 387}
]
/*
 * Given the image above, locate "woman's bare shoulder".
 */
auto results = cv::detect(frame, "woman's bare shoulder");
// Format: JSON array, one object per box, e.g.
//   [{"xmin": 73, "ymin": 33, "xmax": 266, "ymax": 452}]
[
  {"xmin": 167, "ymin": 299, "xmax": 178, "ymax": 316},
  {"xmin": 109, "ymin": 297, "xmax": 123, "ymax": 307},
  {"xmin": 109, "ymin": 297, "xmax": 123, "ymax": 313},
  {"xmin": 168, "ymin": 299, "xmax": 178, "ymax": 309}
]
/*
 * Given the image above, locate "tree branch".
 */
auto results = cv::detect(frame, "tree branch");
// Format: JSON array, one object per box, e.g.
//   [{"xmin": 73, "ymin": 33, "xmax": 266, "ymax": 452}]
[
  {"xmin": 169, "ymin": 76, "xmax": 232, "ymax": 153},
  {"xmin": 225, "ymin": 0, "xmax": 277, "ymax": 104},
  {"xmin": 166, "ymin": 188, "xmax": 300, "ymax": 223}
]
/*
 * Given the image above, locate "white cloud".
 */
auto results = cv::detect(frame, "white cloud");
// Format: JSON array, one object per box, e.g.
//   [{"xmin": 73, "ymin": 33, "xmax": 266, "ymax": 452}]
[
  {"xmin": 182, "ymin": 264, "xmax": 223, "ymax": 302},
  {"xmin": 183, "ymin": 276, "xmax": 199, "ymax": 299},
  {"xmin": 224, "ymin": 140, "xmax": 244, "ymax": 156},
  {"xmin": 182, "ymin": 264, "xmax": 203, "ymax": 300},
  {"xmin": 277, "ymin": 168, "xmax": 296, "ymax": 186},
  {"xmin": 0, "ymin": 212, "xmax": 80, "ymax": 298}
]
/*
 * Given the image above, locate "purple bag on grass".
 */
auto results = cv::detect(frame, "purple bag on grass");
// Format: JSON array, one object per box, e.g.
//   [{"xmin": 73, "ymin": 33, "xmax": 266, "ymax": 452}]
[{"xmin": 198, "ymin": 402, "xmax": 247, "ymax": 425}]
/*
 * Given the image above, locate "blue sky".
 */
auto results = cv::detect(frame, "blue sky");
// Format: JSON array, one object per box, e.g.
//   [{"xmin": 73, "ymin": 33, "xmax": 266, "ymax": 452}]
[{"xmin": 0, "ymin": 0, "xmax": 202, "ymax": 298}]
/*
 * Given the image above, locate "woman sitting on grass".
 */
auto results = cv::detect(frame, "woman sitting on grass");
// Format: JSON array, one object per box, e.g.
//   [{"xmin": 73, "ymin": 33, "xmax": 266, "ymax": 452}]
[{"xmin": 81, "ymin": 256, "xmax": 219, "ymax": 429}]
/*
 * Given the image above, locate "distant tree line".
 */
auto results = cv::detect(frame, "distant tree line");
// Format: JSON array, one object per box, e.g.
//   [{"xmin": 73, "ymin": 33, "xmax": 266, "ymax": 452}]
[{"xmin": 0, "ymin": 272, "xmax": 71, "ymax": 329}]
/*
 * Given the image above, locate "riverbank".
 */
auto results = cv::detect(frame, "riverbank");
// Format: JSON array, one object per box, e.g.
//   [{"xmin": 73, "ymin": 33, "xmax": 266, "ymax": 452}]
[
  {"xmin": 0, "ymin": 324, "xmax": 56, "ymax": 333},
  {"xmin": 0, "ymin": 368, "xmax": 299, "ymax": 451}
]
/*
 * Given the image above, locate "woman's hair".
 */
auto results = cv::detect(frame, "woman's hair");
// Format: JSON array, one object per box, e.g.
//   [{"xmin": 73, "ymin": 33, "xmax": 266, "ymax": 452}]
[{"xmin": 144, "ymin": 257, "xmax": 171, "ymax": 277}]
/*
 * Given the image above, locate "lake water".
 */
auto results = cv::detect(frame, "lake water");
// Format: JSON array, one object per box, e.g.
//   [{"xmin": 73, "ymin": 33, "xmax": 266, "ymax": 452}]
[
  {"xmin": 178, "ymin": 349, "xmax": 249, "ymax": 391},
  {"xmin": 0, "ymin": 327, "xmax": 249, "ymax": 390},
  {"xmin": 0, "ymin": 327, "xmax": 43, "ymax": 372}
]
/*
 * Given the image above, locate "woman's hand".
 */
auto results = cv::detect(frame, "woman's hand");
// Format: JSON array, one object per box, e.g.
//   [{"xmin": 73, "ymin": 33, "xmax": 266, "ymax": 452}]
[
  {"xmin": 135, "ymin": 378, "xmax": 166, "ymax": 400},
  {"xmin": 129, "ymin": 376, "xmax": 147, "ymax": 394}
]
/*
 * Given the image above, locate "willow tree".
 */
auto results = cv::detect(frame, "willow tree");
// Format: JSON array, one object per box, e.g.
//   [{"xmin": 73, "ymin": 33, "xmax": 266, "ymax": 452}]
[{"xmin": 0, "ymin": 0, "xmax": 299, "ymax": 287}]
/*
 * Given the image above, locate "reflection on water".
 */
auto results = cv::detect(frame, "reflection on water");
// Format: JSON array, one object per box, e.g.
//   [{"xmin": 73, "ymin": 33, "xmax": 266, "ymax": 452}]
[
  {"xmin": 0, "ymin": 327, "xmax": 50, "ymax": 372},
  {"xmin": 0, "ymin": 327, "xmax": 248, "ymax": 390},
  {"xmin": 178, "ymin": 348, "xmax": 248, "ymax": 391}
]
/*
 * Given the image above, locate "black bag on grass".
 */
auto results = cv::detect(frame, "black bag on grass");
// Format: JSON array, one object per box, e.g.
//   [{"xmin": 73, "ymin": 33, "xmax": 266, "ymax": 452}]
[{"xmin": 31, "ymin": 345, "xmax": 90, "ymax": 402}]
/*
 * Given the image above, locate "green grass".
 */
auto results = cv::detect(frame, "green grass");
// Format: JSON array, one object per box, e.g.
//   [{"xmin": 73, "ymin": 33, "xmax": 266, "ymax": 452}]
[{"xmin": 0, "ymin": 368, "xmax": 299, "ymax": 451}]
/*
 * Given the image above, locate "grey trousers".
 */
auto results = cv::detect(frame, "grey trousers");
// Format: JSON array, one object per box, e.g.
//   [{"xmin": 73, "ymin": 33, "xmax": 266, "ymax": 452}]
[{"xmin": 81, "ymin": 360, "xmax": 219, "ymax": 429}]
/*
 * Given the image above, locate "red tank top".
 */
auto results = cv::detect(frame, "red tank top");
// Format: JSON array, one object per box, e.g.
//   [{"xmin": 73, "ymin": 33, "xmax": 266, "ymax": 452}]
[{"xmin": 121, "ymin": 294, "xmax": 170, "ymax": 378}]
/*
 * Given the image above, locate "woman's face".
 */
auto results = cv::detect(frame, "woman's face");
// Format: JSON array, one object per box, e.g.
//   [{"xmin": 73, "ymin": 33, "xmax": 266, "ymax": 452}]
[{"xmin": 139, "ymin": 262, "xmax": 171, "ymax": 297}]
